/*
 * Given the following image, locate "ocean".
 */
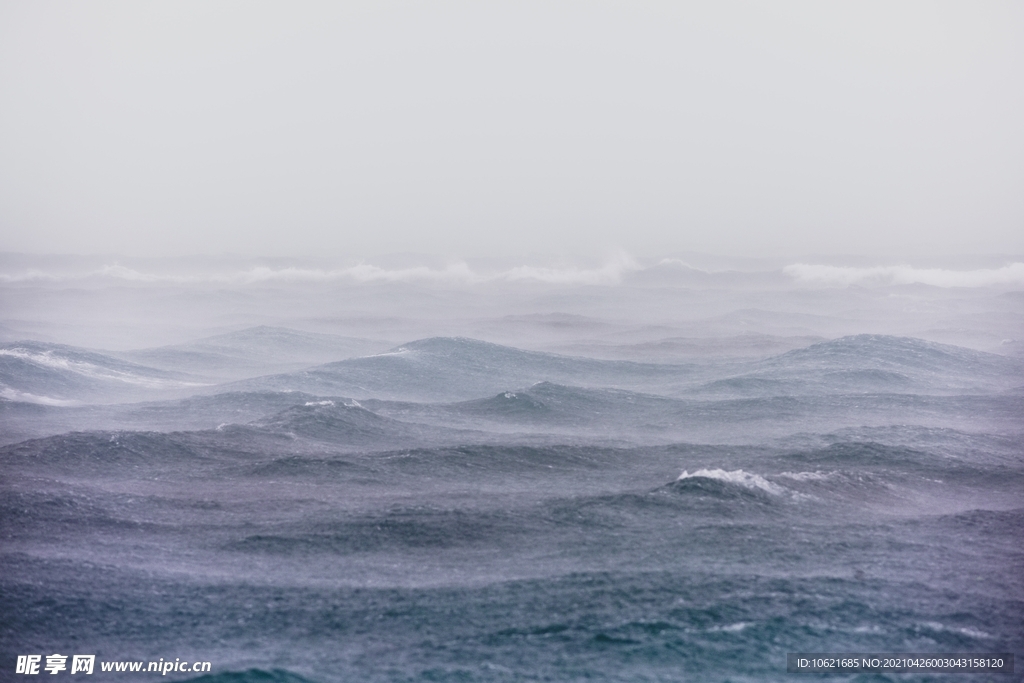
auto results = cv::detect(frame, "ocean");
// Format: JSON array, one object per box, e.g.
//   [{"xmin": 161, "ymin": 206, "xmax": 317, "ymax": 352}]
[{"xmin": 1, "ymin": 259, "xmax": 1023, "ymax": 682}]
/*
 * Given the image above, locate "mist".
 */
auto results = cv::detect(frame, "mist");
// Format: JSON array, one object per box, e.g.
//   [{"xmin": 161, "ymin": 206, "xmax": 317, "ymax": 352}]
[
  {"xmin": 2, "ymin": 252, "xmax": 1022, "ymax": 354},
  {"xmin": 2, "ymin": 1, "xmax": 1023, "ymax": 259}
]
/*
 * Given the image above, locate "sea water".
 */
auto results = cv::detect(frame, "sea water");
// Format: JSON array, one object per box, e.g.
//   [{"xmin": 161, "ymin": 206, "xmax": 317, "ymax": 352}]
[{"xmin": 2, "ymin": 332, "xmax": 1022, "ymax": 682}]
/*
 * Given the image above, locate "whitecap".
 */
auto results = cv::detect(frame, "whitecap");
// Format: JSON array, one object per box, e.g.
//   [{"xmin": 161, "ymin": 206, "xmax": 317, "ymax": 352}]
[
  {"xmin": 921, "ymin": 622, "xmax": 994, "ymax": 639},
  {"xmin": 784, "ymin": 262, "xmax": 1024, "ymax": 288},
  {"xmin": 776, "ymin": 470, "xmax": 833, "ymax": 481},
  {"xmin": 708, "ymin": 622, "xmax": 751, "ymax": 632},
  {"xmin": 0, "ymin": 385, "xmax": 79, "ymax": 406},
  {"xmin": 0, "ymin": 348, "xmax": 204, "ymax": 388},
  {"xmin": 1, "ymin": 253, "xmax": 640, "ymax": 287},
  {"xmin": 676, "ymin": 469, "xmax": 784, "ymax": 495}
]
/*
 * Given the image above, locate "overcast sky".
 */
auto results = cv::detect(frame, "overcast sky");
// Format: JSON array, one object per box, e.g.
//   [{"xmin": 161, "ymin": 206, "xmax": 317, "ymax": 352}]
[{"xmin": 1, "ymin": 1, "xmax": 1021, "ymax": 260}]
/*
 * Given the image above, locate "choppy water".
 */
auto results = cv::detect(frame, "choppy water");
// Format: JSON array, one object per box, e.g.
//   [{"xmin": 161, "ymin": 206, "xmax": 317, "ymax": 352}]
[{"xmin": 2, "ymin": 335, "xmax": 1022, "ymax": 682}]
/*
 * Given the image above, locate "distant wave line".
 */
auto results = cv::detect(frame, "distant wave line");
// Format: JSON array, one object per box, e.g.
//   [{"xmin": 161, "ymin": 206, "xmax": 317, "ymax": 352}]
[
  {"xmin": 784, "ymin": 263, "xmax": 1024, "ymax": 287},
  {"xmin": 0, "ymin": 256, "xmax": 640, "ymax": 286},
  {"xmin": 4, "ymin": 259, "xmax": 1021, "ymax": 288}
]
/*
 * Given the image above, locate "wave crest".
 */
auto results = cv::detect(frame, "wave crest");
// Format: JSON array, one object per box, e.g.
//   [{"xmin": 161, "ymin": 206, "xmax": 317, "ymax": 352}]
[
  {"xmin": 0, "ymin": 254, "xmax": 639, "ymax": 287},
  {"xmin": 784, "ymin": 262, "xmax": 1024, "ymax": 288},
  {"xmin": 676, "ymin": 469, "xmax": 783, "ymax": 495}
]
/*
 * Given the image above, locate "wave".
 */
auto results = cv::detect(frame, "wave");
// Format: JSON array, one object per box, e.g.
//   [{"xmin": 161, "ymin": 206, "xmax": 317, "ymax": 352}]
[
  {"xmin": 439, "ymin": 382, "xmax": 680, "ymax": 428},
  {"xmin": 776, "ymin": 470, "xmax": 833, "ymax": 482},
  {"xmin": 245, "ymin": 454, "xmax": 363, "ymax": 477},
  {"xmin": 116, "ymin": 326, "xmax": 387, "ymax": 381},
  {"xmin": 454, "ymin": 390, "xmax": 553, "ymax": 419},
  {"xmin": 227, "ymin": 508, "xmax": 523, "ymax": 555},
  {"xmin": 803, "ymin": 426, "xmax": 1024, "ymax": 466},
  {"xmin": 0, "ymin": 430, "xmax": 208, "ymax": 472},
  {"xmin": 694, "ymin": 335, "xmax": 1024, "ymax": 397},
  {"xmin": 667, "ymin": 460, "xmax": 970, "ymax": 508},
  {"xmin": 7, "ymin": 257, "xmax": 1021, "ymax": 290},
  {"xmin": 0, "ymin": 390, "xmax": 362, "ymax": 446},
  {"xmin": 782, "ymin": 441, "xmax": 931, "ymax": 468},
  {"xmin": 250, "ymin": 401, "xmax": 442, "ymax": 444},
  {"xmin": 8, "ymin": 255, "xmax": 1024, "ymax": 295},
  {"xmin": 652, "ymin": 469, "xmax": 792, "ymax": 510},
  {"xmin": 0, "ymin": 345, "xmax": 196, "ymax": 389},
  {"xmin": 675, "ymin": 469, "xmax": 784, "ymax": 495},
  {"xmin": 235, "ymin": 337, "xmax": 693, "ymax": 402},
  {"xmin": 784, "ymin": 262, "xmax": 1024, "ymax": 287},
  {"xmin": 769, "ymin": 441, "xmax": 1024, "ymax": 505},
  {"xmin": 0, "ymin": 387, "xmax": 79, "ymax": 406},
  {"xmin": 359, "ymin": 383, "xmax": 1024, "ymax": 444},
  {"xmin": 0, "ymin": 341, "xmax": 206, "ymax": 404},
  {"xmin": 0, "ymin": 254, "xmax": 640, "ymax": 286},
  {"xmin": 0, "ymin": 402, "xmax": 451, "ymax": 472},
  {"xmin": 771, "ymin": 334, "xmax": 1002, "ymax": 369}
]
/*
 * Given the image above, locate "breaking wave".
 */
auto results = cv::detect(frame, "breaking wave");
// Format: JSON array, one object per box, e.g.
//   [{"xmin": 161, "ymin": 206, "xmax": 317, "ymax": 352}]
[
  {"xmin": 6, "ymin": 257, "xmax": 1023, "ymax": 289},
  {"xmin": 784, "ymin": 262, "xmax": 1024, "ymax": 288},
  {"xmin": 0, "ymin": 386, "xmax": 79, "ymax": 406},
  {"xmin": 0, "ymin": 254, "xmax": 640, "ymax": 286},
  {"xmin": 676, "ymin": 468, "xmax": 784, "ymax": 495},
  {"xmin": 0, "ymin": 347, "xmax": 195, "ymax": 389}
]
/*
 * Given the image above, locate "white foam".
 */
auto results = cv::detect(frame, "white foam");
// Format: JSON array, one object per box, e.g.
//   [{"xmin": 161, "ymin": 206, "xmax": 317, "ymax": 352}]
[
  {"xmin": 0, "ymin": 254, "xmax": 640, "ymax": 287},
  {"xmin": 9, "ymin": 258, "xmax": 1020, "ymax": 288},
  {"xmin": 0, "ymin": 385, "xmax": 79, "ymax": 406},
  {"xmin": 676, "ymin": 468, "xmax": 784, "ymax": 495},
  {"xmin": 0, "ymin": 268, "xmax": 62, "ymax": 282},
  {"xmin": 922, "ymin": 622, "xmax": 993, "ymax": 639},
  {"xmin": 784, "ymin": 262, "xmax": 1024, "ymax": 288},
  {"xmin": 304, "ymin": 400, "xmax": 335, "ymax": 406},
  {"xmin": 501, "ymin": 253, "xmax": 639, "ymax": 285},
  {"xmin": 367, "ymin": 348, "xmax": 411, "ymax": 357},
  {"xmin": 0, "ymin": 348, "xmax": 197, "ymax": 388},
  {"xmin": 777, "ymin": 470, "xmax": 833, "ymax": 481},
  {"xmin": 708, "ymin": 622, "xmax": 751, "ymax": 632}
]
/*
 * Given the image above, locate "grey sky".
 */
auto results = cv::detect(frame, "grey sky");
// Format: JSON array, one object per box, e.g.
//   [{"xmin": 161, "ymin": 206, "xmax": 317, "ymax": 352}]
[{"xmin": 1, "ymin": 1, "xmax": 1021, "ymax": 259}]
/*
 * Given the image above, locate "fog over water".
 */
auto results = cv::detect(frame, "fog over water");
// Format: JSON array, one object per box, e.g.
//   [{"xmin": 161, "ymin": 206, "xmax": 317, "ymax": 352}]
[
  {"xmin": 2, "ymin": 252, "xmax": 1023, "ymax": 353},
  {"xmin": 2, "ymin": 1, "xmax": 1023, "ymax": 258},
  {"xmin": 2, "ymin": 2, "xmax": 1024, "ymax": 682}
]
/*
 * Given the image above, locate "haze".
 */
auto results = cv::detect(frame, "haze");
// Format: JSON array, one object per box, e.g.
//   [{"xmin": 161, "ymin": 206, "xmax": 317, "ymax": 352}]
[{"xmin": 2, "ymin": 1, "xmax": 1022, "ymax": 260}]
